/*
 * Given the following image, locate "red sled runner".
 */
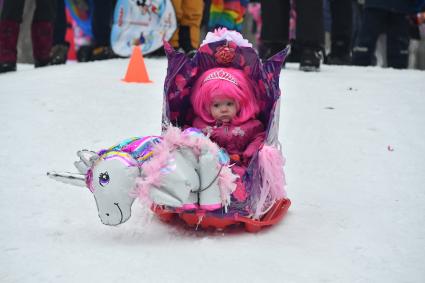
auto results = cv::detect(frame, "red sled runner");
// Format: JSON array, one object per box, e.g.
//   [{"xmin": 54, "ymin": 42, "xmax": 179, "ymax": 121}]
[{"xmin": 154, "ymin": 198, "xmax": 291, "ymax": 232}]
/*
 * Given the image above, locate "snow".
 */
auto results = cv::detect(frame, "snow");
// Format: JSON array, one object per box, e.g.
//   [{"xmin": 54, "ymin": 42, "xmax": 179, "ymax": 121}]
[{"xmin": 1, "ymin": 58, "xmax": 424, "ymax": 283}]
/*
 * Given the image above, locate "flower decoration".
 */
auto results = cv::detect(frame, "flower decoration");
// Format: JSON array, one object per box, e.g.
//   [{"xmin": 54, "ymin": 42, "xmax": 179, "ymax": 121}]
[{"xmin": 215, "ymin": 44, "xmax": 236, "ymax": 65}]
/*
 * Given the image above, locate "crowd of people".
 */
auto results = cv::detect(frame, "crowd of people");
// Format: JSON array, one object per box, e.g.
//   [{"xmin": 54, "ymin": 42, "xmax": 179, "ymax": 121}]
[{"xmin": 0, "ymin": 0, "xmax": 424, "ymax": 73}]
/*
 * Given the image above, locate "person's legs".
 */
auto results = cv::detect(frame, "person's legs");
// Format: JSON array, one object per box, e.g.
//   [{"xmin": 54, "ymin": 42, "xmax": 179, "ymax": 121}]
[
  {"xmin": 91, "ymin": 0, "xmax": 116, "ymax": 60},
  {"xmin": 351, "ymin": 0, "xmax": 364, "ymax": 48},
  {"xmin": 180, "ymin": 0, "xmax": 203, "ymax": 53},
  {"xmin": 170, "ymin": 0, "xmax": 183, "ymax": 49},
  {"xmin": 296, "ymin": 0, "xmax": 323, "ymax": 46},
  {"xmin": 326, "ymin": 0, "xmax": 352, "ymax": 64},
  {"xmin": 296, "ymin": 0, "xmax": 324, "ymax": 71},
  {"xmin": 386, "ymin": 12, "xmax": 409, "ymax": 69},
  {"xmin": 50, "ymin": 0, "xmax": 69, "ymax": 65},
  {"xmin": 259, "ymin": 0, "xmax": 289, "ymax": 60},
  {"xmin": 0, "ymin": 0, "xmax": 26, "ymax": 21},
  {"xmin": 52, "ymin": 0, "xmax": 66, "ymax": 45},
  {"xmin": 92, "ymin": 0, "xmax": 113, "ymax": 47},
  {"xmin": 32, "ymin": 0, "xmax": 55, "ymax": 67},
  {"xmin": 0, "ymin": 0, "xmax": 25, "ymax": 72},
  {"xmin": 352, "ymin": 7, "xmax": 385, "ymax": 66}
]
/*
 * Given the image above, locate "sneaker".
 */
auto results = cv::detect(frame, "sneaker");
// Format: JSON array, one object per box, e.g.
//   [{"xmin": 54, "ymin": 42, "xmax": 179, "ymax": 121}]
[
  {"xmin": 0, "ymin": 62, "xmax": 16, "ymax": 73},
  {"xmin": 299, "ymin": 47, "xmax": 322, "ymax": 72},
  {"xmin": 50, "ymin": 43, "xmax": 69, "ymax": 65}
]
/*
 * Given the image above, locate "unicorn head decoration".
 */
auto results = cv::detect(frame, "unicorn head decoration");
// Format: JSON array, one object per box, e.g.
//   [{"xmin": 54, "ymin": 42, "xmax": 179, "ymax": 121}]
[
  {"xmin": 48, "ymin": 128, "xmax": 237, "ymax": 226},
  {"xmin": 47, "ymin": 136, "xmax": 161, "ymax": 226}
]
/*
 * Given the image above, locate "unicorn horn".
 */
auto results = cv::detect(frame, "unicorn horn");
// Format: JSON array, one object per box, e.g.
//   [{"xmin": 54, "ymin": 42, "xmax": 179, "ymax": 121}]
[{"xmin": 47, "ymin": 171, "xmax": 86, "ymax": 187}]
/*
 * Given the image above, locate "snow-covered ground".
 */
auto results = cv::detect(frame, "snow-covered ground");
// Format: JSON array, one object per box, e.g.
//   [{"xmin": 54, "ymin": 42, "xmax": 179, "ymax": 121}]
[{"xmin": 0, "ymin": 58, "xmax": 424, "ymax": 283}]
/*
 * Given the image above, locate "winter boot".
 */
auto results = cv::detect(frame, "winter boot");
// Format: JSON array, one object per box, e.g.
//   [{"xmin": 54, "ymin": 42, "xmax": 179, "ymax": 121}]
[
  {"xmin": 299, "ymin": 45, "xmax": 322, "ymax": 72},
  {"xmin": 31, "ymin": 21, "xmax": 53, "ymax": 68},
  {"xmin": 49, "ymin": 42, "xmax": 69, "ymax": 65},
  {"xmin": 0, "ymin": 20, "xmax": 19, "ymax": 73},
  {"xmin": 77, "ymin": 45, "xmax": 93, "ymax": 62},
  {"xmin": 324, "ymin": 38, "xmax": 352, "ymax": 65}
]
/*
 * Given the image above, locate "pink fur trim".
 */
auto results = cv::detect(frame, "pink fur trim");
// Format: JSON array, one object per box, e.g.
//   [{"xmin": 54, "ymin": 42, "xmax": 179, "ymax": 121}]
[
  {"xmin": 254, "ymin": 144, "xmax": 287, "ymax": 218},
  {"xmin": 218, "ymin": 166, "xmax": 238, "ymax": 209}
]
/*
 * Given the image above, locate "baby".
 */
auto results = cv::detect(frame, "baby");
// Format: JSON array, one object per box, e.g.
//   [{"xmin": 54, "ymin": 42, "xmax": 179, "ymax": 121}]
[{"xmin": 191, "ymin": 67, "xmax": 266, "ymax": 201}]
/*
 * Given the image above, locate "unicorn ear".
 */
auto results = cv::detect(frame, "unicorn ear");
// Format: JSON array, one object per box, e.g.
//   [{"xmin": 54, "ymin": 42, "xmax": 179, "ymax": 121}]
[
  {"xmin": 77, "ymin": 150, "xmax": 99, "ymax": 168},
  {"xmin": 74, "ymin": 160, "xmax": 90, "ymax": 174}
]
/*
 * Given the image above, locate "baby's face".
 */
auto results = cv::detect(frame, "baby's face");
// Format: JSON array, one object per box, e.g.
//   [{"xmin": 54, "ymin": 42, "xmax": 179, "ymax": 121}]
[{"xmin": 210, "ymin": 98, "xmax": 237, "ymax": 123}]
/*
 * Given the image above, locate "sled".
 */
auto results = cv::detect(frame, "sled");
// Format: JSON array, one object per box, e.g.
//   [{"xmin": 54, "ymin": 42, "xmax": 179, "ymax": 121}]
[{"xmin": 152, "ymin": 32, "xmax": 292, "ymax": 231}]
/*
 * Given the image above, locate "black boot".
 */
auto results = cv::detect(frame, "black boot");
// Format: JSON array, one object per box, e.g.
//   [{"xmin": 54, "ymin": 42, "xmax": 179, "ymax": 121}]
[
  {"xmin": 77, "ymin": 45, "xmax": 93, "ymax": 62},
  {"xmin": 299, "ymin": 45, "xmax": 322, "ymax": 72},
  {"xmin": 49, "ymin": 42, "xmax": 69, "ymax": 65},
  {"xmin": 324, "ymin": 39, "xmax": 352, "ymax": 65},
  {"xmin": 0, "ymin": 62, "xmax": 17, "ymax": 73}
]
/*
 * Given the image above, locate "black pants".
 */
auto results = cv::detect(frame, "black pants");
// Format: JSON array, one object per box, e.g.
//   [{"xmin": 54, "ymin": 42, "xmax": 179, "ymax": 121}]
[
  {"xmin": 1, "ymin": 0, "xmax": 55, "ymax": 22},
  {"xmin": 53, "ymin": 0, "xmax": 66, "ymax": 45},
  {"xmin": 329, "ymin": 0, "xmax": 352, "ymax": 53},
  {"xmin": 260, "ymin": 0, "xmax": 323, "ymax": 47},
  {"xmin": 352, "ymin": 7, "xmax": 409, "ymax": 69},
  {"xmin": 92, "ymin": 0, "xmax": 116, "ymax": 47}
]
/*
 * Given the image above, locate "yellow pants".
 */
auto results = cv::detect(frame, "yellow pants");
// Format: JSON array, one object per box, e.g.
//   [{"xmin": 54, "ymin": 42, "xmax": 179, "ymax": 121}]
[{"xmin": 170, "ymin": 0, "xmax": 204, "ymax": 49}]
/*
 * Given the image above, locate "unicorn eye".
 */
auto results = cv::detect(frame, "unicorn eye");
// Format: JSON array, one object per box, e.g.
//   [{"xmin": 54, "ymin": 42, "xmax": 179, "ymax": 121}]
[{"xmin": 99, "ymin": 172, "xmax": 110, "ymax": 187}]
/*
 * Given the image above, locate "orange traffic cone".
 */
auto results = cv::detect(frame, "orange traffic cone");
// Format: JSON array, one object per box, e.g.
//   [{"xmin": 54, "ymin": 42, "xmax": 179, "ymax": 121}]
[{"xmin": 122, "ymin": 46, "xmax": 152, "ymax": 83}]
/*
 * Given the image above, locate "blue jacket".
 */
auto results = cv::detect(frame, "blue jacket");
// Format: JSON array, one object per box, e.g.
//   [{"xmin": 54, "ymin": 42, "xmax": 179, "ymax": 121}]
[{"xmin": 365, "ymin": 0, "xmax": 425, "ymax": 14}]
